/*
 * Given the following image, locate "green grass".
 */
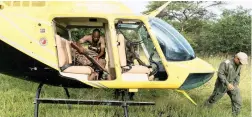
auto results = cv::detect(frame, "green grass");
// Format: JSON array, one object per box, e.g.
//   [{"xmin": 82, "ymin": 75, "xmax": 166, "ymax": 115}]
[{"xmin": 0, "ymin": 56, "xmax": 250, "ymax": 117}]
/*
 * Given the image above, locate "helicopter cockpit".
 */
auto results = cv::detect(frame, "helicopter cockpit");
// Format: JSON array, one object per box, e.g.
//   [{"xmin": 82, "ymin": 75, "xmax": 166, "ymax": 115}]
[
  {"xmin": 53, "ymin": 17, "xmax": 114, "ymax": 81},
  {"xmin": 115, "ymin": 19, "xmax": 167, "ymax": 81},
  {"xmin": 52, "ymin": 16, "xmax": 197, "ymax": 82},
  {"xmin": 115, "ymin": 17, "xmax": 197, "ymax": 81}
]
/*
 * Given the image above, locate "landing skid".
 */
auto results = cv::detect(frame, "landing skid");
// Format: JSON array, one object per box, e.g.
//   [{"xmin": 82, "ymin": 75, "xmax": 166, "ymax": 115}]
[{"xmin": 33, "ymin": 83, "xmax": 155, "ymax": 117}]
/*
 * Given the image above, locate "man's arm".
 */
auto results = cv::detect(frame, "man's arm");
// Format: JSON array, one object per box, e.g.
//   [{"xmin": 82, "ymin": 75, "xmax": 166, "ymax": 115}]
[
  {"xmin": 96, "ymin": 37, "xmax": 105, "ymax": 59},
  {"xmin": 79, "ymin": 35, "xmax": 91, "ymax": 44},
  {"xmin": 70, "ymin": 42, "xmax": 86, "ymax": 54},
  {"xmin": 218, "ymin": 62, "xmax": 229, "ymax": 86}
]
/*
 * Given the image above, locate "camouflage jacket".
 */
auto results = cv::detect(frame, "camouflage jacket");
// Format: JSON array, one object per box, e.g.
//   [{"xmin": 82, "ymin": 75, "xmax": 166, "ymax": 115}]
[{"xmin": 215, "ymin": 59, "xmax": 241, "ymax": 92}]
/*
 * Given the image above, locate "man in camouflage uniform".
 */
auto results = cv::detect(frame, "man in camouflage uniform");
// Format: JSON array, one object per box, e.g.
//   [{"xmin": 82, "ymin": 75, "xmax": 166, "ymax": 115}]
[
  {"xmin": 71, "ymin": 43, "xmax": 99, "ymax": 80},
  {"xmin": 125, "ymin": 41, "xmax": 146, "ymax": 66},
  {"xmin": 72, "ymin": 29, "xmax": 110, "ymax": 80},
  {"xmin": 205, "ymin": 52, "xmax": 248, "ymax": 116},
  {"xmin": 72, "ymin": 48, "xmax": 93, "ymax": 66},
  {"xmin": 78, "ymin": 29, "xmax": 106, "ymax": 68}
]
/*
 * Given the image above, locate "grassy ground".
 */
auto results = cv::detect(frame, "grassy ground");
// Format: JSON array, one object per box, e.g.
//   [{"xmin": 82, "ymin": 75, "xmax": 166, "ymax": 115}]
[{"xmin": 0, "ymin": 56, "xmax": 250, "ymax": 117}]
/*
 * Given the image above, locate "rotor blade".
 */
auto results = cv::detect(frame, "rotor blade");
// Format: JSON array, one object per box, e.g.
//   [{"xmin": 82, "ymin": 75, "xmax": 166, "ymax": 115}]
[
  {"xmin": 176, "ymin": 90, "xmax": 197, "ymax": 105},
  {"xmin": 148, "ymin": 1, "xmax": 171, "ymax": 17}
]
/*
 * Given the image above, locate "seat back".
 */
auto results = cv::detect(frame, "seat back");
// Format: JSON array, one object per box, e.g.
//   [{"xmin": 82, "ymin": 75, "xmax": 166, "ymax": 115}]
[
  {"xmin": 55, "ymin": 35, "xmax": 94, "ymax": 76},
  {"xmin": 117, "ymin": 33, "xmax": 127, "ymax": 67},
  {"xmin": 55, "ymin": 35, "xmax": 69, "ymax": 67},
  {"xmin": 55, "ymin": 35, "xmax": 73, "ymax": 68},
  {"xmin": 65, "ymin": 40, "xmax": 73, "ymax": 64},
  {"xmin": 116, "ymin": 34, "xmax": 151, "ymax": 81}
]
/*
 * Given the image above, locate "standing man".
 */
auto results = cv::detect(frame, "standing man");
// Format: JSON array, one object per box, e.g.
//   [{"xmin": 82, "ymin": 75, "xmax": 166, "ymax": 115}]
[{"xmin": 205, "ymin": 52, "xmax": 248, "ymax": 116}]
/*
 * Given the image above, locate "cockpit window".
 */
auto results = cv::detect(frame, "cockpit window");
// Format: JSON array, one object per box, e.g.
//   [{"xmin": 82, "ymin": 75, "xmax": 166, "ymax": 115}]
[{"xmin": 149, "ymin": 17, "xmax": 195, "ymax": 61}]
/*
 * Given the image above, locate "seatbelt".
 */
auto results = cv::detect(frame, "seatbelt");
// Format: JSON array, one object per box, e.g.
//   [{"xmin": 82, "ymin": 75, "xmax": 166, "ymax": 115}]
[{"xmin": 60, "ymin": 64, "xmax": 72, "ymax": 71}]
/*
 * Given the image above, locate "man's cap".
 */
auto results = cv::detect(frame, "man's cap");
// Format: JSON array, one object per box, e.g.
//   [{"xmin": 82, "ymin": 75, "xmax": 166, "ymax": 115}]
[{"xmin": 236, "ymin": 52, "xmax": 248, "ymax": 65}]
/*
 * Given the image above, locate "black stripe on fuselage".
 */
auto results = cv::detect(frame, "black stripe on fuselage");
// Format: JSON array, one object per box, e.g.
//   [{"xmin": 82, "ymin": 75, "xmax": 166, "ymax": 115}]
[{"xmin": 0, "ymin": 40, "xmax": 92, "ymax": 88}]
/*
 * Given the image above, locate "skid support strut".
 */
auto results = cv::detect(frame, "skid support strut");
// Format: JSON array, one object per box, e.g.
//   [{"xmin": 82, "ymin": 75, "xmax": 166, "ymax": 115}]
[{"xmin": 33, "ymin": 84, "xmax": 154, "ymax": 117}]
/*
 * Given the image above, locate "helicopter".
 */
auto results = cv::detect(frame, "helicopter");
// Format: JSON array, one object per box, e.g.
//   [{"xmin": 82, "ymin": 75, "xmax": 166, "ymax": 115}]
[{"xmin": 0, "ymin": 1, "xmax": 215, "ymax": 117}]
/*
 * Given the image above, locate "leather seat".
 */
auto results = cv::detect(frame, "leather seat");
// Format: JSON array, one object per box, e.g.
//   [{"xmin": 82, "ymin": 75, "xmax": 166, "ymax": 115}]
[
  {"xmin": 55, "ymin": 35, "xmax": 93, "ymax": 74},
  {"xmin": 117, "ymin": 33, "xmax": 150, "ymax": 75}
]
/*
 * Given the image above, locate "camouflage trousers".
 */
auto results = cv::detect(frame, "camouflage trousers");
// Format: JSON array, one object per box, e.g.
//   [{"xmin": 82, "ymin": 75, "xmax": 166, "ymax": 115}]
[
  {"xmin": 72, "ymin": 49, "xmax": 98, "ymax": 66},
  {"xmin": 205, "ymin": 87, "xmax": 242, "ymax": 116},
  {"xmin": 72, "ymin": 49, "xmax": 107, "ymax": 80}
]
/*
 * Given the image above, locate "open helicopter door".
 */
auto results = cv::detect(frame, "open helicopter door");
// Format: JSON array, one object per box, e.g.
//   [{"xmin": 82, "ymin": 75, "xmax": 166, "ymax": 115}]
[{"xmin": 52, "ymin": 20, "xmax": 94, "ymax": 81}]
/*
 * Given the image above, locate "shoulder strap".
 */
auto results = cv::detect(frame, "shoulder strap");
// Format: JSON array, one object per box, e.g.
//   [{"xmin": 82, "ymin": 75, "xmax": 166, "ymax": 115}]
[
  {"xmin": 224, "ymin": 60, "xmax": 230, "ymax": 64},
  {"xmin": 60, "ymin": 64, "xmax": 72, "ymax": 72}
]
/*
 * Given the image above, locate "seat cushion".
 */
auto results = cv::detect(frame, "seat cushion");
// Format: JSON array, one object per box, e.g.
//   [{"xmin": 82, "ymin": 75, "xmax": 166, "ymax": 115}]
[
  {"xmin": 125, "ymin": 65, "xmax": 150, "ymax": 74},
  {"xmin": 63, "ymin": 66, "xmax": 93, "ymax": 74}
]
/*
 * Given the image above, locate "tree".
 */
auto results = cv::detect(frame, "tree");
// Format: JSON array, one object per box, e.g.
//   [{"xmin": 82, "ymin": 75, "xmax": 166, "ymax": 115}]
[
  {"xmin": 70, "ymin": 28, "xmax": 105, "ymax": 41},
  {"xmin": 144, "ymin": 1, "xmax": 224, "ymax": 32},
  {"xmin": 198, "ymin": 7, "xmax": 251, "ymax": 55},
  {"xmin": 143, "ymin": 1, "xmax": 225, "ymax": 51},
  {"xmin": 144, "ymin": 2, "xmax": 251, "ymax": 55}
]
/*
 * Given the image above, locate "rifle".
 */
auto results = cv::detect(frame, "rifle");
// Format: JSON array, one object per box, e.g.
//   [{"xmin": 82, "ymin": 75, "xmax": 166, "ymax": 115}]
[{"xmin": 70, "ymin": 42, "xmax": 108, "ymax": 73}]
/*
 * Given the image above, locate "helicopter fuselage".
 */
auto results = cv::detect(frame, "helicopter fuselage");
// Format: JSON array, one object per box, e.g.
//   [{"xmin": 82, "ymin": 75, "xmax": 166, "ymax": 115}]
[{"xmin": 0, "ymin": 1, "xmax": 215, "ymax": 90}]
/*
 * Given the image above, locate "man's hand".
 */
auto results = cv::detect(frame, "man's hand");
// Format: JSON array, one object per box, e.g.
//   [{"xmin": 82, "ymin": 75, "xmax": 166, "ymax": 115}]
[
  {"xmin": 70, "ymin": 41, "xmax": 77, "ymax": 45},
  {"xmin": 70, "ymin": 42, "xmax": 85, "ymax": 54},
  {"xmin": 94, "ymin": 56, "xmax": 99, "ymax": 61},
  {"xmin": 227, "ymin": 83, "xmax": 235, "ymax": 91}
]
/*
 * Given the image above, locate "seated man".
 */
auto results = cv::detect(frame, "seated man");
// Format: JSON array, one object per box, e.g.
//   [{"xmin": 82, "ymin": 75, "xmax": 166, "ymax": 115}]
[
  {"xmin": 125, "ymin": 41, "xmax": 146, "ymax": 66},
  {"xmin": 125, "ymin": 41, "xmax": 155, "ymax": 81},
  {"xmin": 72, "ymin": 47, "xmax": 93, "ymax": 66},
  {"xmin": 70, "ymin": 43, "xmax": 98, "ymax": 80},
  {"xmin": 71, "ymin": 29, "xmax": 110, "ymax": 80},
  {"xmin": 79, "ymin": 29, "xmax": 106, "ymax": 68}
]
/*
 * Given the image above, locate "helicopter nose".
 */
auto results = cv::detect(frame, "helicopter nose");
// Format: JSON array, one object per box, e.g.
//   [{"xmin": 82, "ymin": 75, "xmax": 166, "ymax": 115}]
[
  {"xmin": 178, "ymin": 73, "xmax": 214, "ymax": 90},
  {"xmin": 173, "ymin": 57, "xmax": 215, "ymax": 90}
]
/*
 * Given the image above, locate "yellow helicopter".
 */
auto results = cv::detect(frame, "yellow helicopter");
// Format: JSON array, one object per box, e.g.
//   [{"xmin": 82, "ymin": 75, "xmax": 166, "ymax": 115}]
[{"xmin": 0, "ymin": 1, "xmax": 215, "ymax": 117}]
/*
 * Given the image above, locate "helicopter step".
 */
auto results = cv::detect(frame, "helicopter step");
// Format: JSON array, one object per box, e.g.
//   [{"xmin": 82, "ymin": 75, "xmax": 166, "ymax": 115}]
[{"xmin": 33, "ymin": 83, "xmax": 155, "ymax": 117}]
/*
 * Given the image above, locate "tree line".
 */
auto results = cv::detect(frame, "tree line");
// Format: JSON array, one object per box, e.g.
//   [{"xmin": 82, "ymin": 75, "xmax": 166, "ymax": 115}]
[
  {"xmin": 71, "ymin": 1, "xmax": 251, "ymax": 56},
  {"xmin": 144, "ymin": 1, "xmax": 251, "ymax": 55}
]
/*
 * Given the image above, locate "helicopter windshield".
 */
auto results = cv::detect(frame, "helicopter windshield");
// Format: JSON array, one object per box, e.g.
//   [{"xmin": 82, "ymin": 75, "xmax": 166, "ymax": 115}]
[{"xmin": 149, "ymin": 17, "xmax": 195, "ymax": 61}]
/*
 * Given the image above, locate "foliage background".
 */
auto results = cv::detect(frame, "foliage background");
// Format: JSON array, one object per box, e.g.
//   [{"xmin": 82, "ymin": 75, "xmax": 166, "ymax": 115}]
[
  {"xmin": 70, "ymin": 2, "xmax": 251, "ymax": 56},
  {"xmin": 0, "ymin": 1, "xmax": 251, "ymax": 117},
  {"xmin": 144, "ymin": 1, "xmax": 251, "ymax": 55}
]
